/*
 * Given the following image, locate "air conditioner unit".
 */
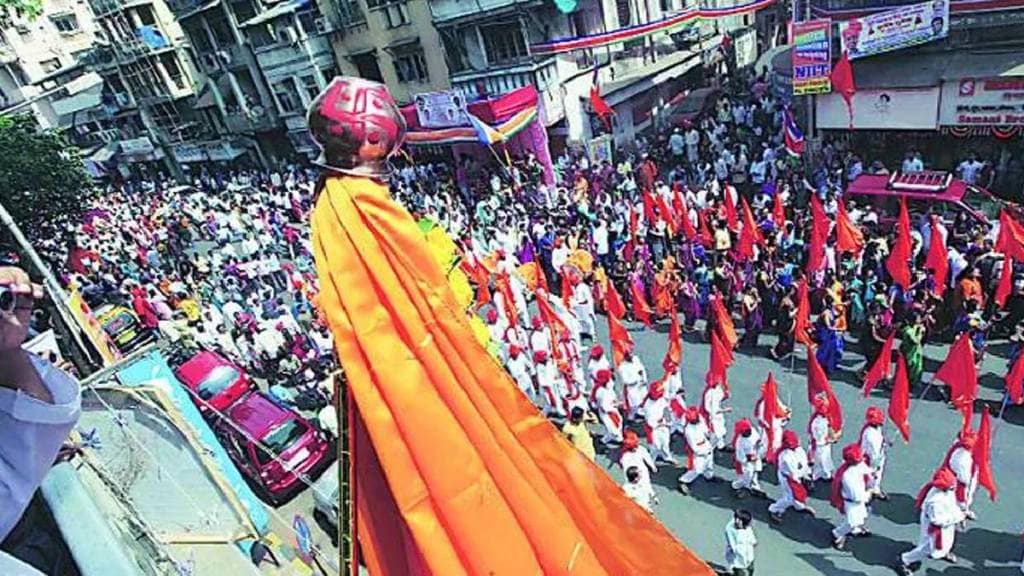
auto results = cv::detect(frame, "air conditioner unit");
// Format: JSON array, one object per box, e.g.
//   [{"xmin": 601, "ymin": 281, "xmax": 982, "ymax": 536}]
[{"xmin": 314, "ymin": 16, "xmax": 330, "ymax": 34}]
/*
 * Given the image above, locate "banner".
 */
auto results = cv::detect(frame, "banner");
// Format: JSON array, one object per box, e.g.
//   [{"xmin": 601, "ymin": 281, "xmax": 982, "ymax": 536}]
[
  {"xmin": 939, "ymin": 77, "xmax": 1024, "ymax": 126},
  {"xmin": 839, "ymin": 0, "xmax": 949, "ymax": 60},
  {"xmin": 413, "ymin": 91, "xmax": 469, "ymax": 129},
  {"xmin": 817, "ymin": 87, "xmax": 940, "ymax": 129},
  {"xmin": 792, "ymin": 19, "xmax": 832, "ymax": 96},
  {"xmin": 68, "ymin": 285, "xmax": 121, "ymax": 366}
]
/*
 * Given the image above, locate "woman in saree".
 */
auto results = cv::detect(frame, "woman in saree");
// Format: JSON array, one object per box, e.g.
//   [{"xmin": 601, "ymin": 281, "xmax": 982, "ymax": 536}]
[
  {"xmin": 899, "ymin": 311, "xmax": 926, "ymax": 390},
  {"xmin": 815, "ymin": 296, "xmax": 845, "ymax": 374},
  {"xmin": 770, "ymin": 288, "xmax": 796, "ymax": 360},
  {"xmin": 678, "ymin": 271, "xmax": 701, "ymax": 332},
  {"xmin": 740, "ymin": 285, "xmax": 764, "ymax": 348},
  {"xmin": 651, "ymin": 261, "xmax": 676, "ymax": 320}
]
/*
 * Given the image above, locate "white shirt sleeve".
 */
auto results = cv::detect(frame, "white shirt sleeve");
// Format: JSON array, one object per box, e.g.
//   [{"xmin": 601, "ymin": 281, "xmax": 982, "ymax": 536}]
[{"xmin": 0, "ymin": 355, "xmax": 81, "ymax": 540}]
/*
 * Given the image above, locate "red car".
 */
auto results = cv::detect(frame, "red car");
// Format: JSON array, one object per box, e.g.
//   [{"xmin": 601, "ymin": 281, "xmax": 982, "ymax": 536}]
[
  {"xmin": 214, "ymin": 392, "xmax": 333, "ymax": 504},
  {"xmin": 173, "ymin": 350, "xmax": 255, "ymax": 412}
]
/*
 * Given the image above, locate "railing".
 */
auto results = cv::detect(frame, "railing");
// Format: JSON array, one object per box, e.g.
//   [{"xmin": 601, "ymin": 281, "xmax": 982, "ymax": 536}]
[{"xmin": 223, "ymin": 110, "xmax": 280, "ymax": 133}]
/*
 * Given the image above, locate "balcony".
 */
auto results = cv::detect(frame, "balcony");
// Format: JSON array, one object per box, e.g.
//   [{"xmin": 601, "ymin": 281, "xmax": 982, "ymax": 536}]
[
  {"xmin": 429, "ymin": 0, "xmax": 542, "ymax": 24},
  {"xmin": 451, "ymin": 57, "xmax": 562, "ymax": 123},
  {"xmin": 88, "ymin": 0, "xmax": 152, "ymax": 16},
  {"xmin": 223, "ymin": 110, "xmax": 280, "ymax": 133}
]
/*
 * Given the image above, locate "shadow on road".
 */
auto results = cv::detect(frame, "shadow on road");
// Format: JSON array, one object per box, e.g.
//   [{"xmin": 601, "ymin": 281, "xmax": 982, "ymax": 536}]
[{"xmin": 871, "ymin": 492, "xmax": 919, "ymax": 526}]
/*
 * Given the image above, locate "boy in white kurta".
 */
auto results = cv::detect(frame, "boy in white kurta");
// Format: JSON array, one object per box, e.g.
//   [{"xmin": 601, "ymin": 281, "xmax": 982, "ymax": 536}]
[
  {"xmin": 702, "ymin": 380, "xmax": 730, "ymax": 450},
  {"xmin": 898, "ymin": 468, "xmax": 965, "ymax": 574},
  {"xmin": 534, "ymin": 350, "xmax": 566, "ymax": 418},
  {"xmin": 942, "ymin": 430, "xmax": 978, "ymax": 520},
  {"xmin": 809, "ymin": 395, "xmax": 837, "ymax": 482},
  {"xmin": 591, "ymin": 369, "xmax": 623, "ymax": 444},
  {"xmin": 617, "ymin": 350, "xmax": 649, "ymax": 420},
  {"xmin": 642, "ymin": 380, "xmax": 678, "ymax": 465},
  {"xmin": 860, "ymin": 406, "xmax": 889, "ymax": 500},
  {"xmin": 586, "ymin": 344, "xmax": 611, "ymax": 389},
  {"xmin": 731, "ymin": 418, "xmax": 764, "ymax": 496},
  {"xmin": 571, "ymin": 279, "xmax": 596, "ymax": 339},
  {"xmin": 830, "ymin": 443, "xmax": 874, "ymax": 550},
  {"xmin": 769, "ymin": 430, "xmax": 816, "ymax": 522}
]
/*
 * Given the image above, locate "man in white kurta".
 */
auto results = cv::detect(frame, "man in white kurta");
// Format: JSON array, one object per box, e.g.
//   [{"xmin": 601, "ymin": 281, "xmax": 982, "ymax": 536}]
[
  {"xmin": 809, "ymin": 396, "xmax": 837, "ymax": 482},
  {"xmin": 643, "ymin": 381, "xmax": 678, "ymax": 465},
  {"xmin": 592, "ymin": 369, "xmax": 623, "ymax": 444},
  {"xmin": 755, "ymin": 395, "xmax": 789, "ymax": 464},
  {"xmin": 571, "ymin": 279, "xmax": 596, "ymax": 339},
  {"xmin": 505, "ymin": 345, "xmax": 535, "ymax": 401},
  {"xmin": 702, "ymin": 381, "xmax": 729, "ymax": 450},
  {"xmin": 731, "ymin": 418, "xmax": 763, "ymax": 495},
  {"xmin": 769, "ymin": 430, "xmax": 815, "ymax": 522},
  {"xmin": 529, "ymin": 317, "xmax": 551, "ymax": 356},
  {"xmin": 679, "ymin": 407, "xmax": 715, "ymax": 493},
  {"xmin": 860, "ymin": 406, "xmax": 889, "ymax": 499},
  {"xmin": 898, "ymin": 468, "xmax": 965, "ymax": 574},
  {"xmin": 617, "ymin": 350, "xmax": 648, "ymax": 420},
  {"xmin": 586, "ymin": 344, "xmax": 611, "ymax": 389},
  {"xmin": 943, "ymin": 431, "xmax": 979, "ymax": 519},
  {"xmin": 534, "ymin": 350, "xmax": 566, "ymax": 418},
  {"xmin": 831, "ymin": 443, "xmax": 874, "ymax": 549},
  {"xmin": 620, "ymin": 430, "xmax": 657, "ymax": 495}
]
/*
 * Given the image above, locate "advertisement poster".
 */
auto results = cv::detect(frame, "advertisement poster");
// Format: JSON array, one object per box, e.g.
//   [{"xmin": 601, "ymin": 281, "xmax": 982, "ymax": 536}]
[
  {"xmin": 839, "ymin": 0, "xmax": 949, "ymax": 60},
  {"xmin": 413, "ymin": 90, "xmax": 469, "ymax": 129},
  {"xmin": 939, "ymin": 77, "xmax": 1024, "ymax": 126},
  {"xmin": 791, "ymin": 19, "xmax": 833, "ymax": 96}
]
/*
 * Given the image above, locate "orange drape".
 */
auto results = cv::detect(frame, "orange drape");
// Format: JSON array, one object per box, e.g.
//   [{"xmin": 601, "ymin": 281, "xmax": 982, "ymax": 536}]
[{"xmin": 312, "ymin": 176, "xmax": 713, "ymax": 576}]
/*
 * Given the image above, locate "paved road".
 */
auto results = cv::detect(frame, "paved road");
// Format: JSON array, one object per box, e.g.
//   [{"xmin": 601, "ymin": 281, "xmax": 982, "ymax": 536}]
[{"xmin": 580, "ymin": 314, "xmax": 1024, "ymax": 575}]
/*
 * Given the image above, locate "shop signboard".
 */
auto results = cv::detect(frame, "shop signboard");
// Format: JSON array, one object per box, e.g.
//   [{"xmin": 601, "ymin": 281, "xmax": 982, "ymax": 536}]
[
  {"xmin": 939, "ymin": 77, "xmax": 1024, "ymax": 126},
  {"xmin": 120, "ymin": 136, "xmax": 155, "ymax": 156},
  {"xmin": 587, "ymin": 135, "xmax": 614, "ymax": 166},
  {"xmin": 817, "ymin": 87, "xmax": 940, "ymax": 129},
  {"xmin": 413, "ymin": 90, "xmax": 469, "ymax": 129},
  {"xmin": 791, "ymin": 19, "xmax": 832, "ymax": 96},
  {"xmin": 838, "ymin": 0, "xmax": 949, "ymax": 60}
]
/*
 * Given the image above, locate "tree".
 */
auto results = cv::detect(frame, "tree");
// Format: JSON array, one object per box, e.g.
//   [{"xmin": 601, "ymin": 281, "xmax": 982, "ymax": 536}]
[
  {"xmin": 0, "ymin": 114, "xmax": 92, "ymax": 240},
  {"xmin": 0, "ymin": 0, "xmax": 42, "ymax": 24}
]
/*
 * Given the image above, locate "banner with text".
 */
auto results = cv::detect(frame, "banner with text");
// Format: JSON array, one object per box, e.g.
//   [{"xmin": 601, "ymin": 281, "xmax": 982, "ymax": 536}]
[
  {"xmin": 940, "ymin": 77, "xmax": 1024, "ymax": 126},
  {"xmin": 792, "ymin": 19, "xmax": 833, "ymax": 96},
  {"xmin": 413, "ymin": 91, "xmax": 469, "ymax": 129},
  {"xmin": 839, "ymin": 0, "xmax": 949, "ymax": 60}
]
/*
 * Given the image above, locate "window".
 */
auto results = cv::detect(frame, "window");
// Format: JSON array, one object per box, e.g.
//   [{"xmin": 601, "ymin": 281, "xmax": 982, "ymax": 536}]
[
  {"xmin": 300, "ymin": 74, "xmax": 320, "ymax": 101},
  {"xmin": 273, "ymin": 80, "xmax": 300, "ymax": 113},
  {"xmin": 50, "ymin": 13, "xmax": 80, "ymax": 34},
  {"xmin": 480, "ymin": 23, "xmax": 528, "ymax": 66},
  {"xmin": 320, "ymin": 65, "xmax": 338, "ymax": 82},
  {"xmin": 393, "ymin": 45, "xmax": 428, "ymax": 83},
  {"xmin": 616, "ymin": 0, "xmax": 631, "ymax": 26},
  {"xmin": 376, "ymin": 1, "xmax": 409, "ymax": 29},
  {"xmin": 441, "ymin": 32, "xmax": 467, "ymax": 74},
  {"xmin": 229, "ymin": 0, "xmax": 257, "ymax": 24},
  {"xmin": 337, "ymin": 0, "xmax": 365, "ymax": 26},
  {"xmin": 160, "ymin": 53, "xmax": 187, "ymax": 90},
  {"xmin": 40, "ymin": 58, "xmax": 61, "ymax": 74},
  {"xmin": 351, "ymin": 51, "xmax": 383, "ymax": 82},
  {"xmin": 297, "ymin": 4, "xmax": 323, "ymax": 35}
]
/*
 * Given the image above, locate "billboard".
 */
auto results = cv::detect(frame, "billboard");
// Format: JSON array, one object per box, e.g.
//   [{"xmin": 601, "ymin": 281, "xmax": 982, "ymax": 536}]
[
  {"xmin": 838, "ymin": 0, "xmax": 949, "ymax": 60},
  {"xmin": 817, "ymin": 87, "xmax": 940, "ymax": 129},
  {"xmin": 791, "ymin": 19, "xmax": 833, "ymax": 96},
  {"xmin": 939, "ymin": 77, "xmax": 1024, "ymax": 126},
  {"xmin": 413, "ymin": 90, "xmax": 469, "ymax": 129}
]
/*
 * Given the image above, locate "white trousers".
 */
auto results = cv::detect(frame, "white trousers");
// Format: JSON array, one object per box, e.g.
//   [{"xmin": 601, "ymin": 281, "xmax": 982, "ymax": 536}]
[
  {"xmin": 832, "ymin": 501, "xmax": 868, "ymax": 538},
  {"xmin": 732, "ymin": 462, "xmax": 762, "ymax": 492},
  {"xmin": 573, "ymin": 304, "xmax": 596, "ymax": 337},
  {"xmin": 812, "ymin": 445, "xmax": 835, "ymax": 481},
  {"xmin": 679, "ymin": 453, "xmax": 714, "ymax": 484},
  {"xmin": 769, "ymin": 481, "xmax": 809, "ymax": 514},
  {"xmin": 599, "ymin": 410, "xmax": 623, "ymax": 443},
  {"xmin": 650, "ymin": 425, "xmax": 673, "ymax": 461},
  {"xmin": 901, "ymin": 524, "xmax": 954, "ymax": 565},
  {"xmin": 709, "ymin": 415, "xmax": 727, "ymax": 449}
]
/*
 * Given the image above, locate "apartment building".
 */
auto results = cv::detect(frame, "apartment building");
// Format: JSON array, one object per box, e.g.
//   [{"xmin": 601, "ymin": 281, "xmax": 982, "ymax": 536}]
[
  {"xmin": 316, "ymin": 0, "xmax": 449, "ymax": 105},
  {"xmin": 0, "ymin": 0, "xmax": 113, "ymax": 149},
  {"xmin": 86, "ymin": 0, "xmax": 202, "ymax": 177}
]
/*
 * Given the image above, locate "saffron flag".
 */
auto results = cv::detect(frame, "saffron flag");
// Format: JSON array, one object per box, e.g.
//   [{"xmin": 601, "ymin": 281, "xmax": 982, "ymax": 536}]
[
  {"xmin": 629, "ymin": 282, "xmax": 653, "ymax": 327},
  {"xmin": 783, "ymin": 109, "xmax": 805, "ymax": 157},
  {"xmin": 807, "ymin": 347, "xmax": 843, "ymax": 431},
  {"xmin": 560, "ymin": 271, "xmax": 574, "ymax": 308},
  {"xmin": 886, "ymin": 197, "xmax": 912, "ymax": 290},
  {"xmin": 835, "ymin": 199, "xmax": 864, "ymax": 254},
  {"xmin": 794, "ymin": 281, "xmax": 813, "ymax": 347},
  {"xmin": 995, "ymin": 255, "xmax": 1014, "ymax": 309},
  {"xmin": 933, "ymin": 333, "xmax": 979, "ymax": 423},
  {"xmin": 862, "ymin": 332, "xmax": 894, "ymax": 397},
  {"xmin": 997, "ymin": 210, "xmax": 1024, "ymax": 260},
  {"xmin": 495, "ymin": 273, "xmax": 519, "ymax": 324},
  {"xmin": 467, "ymin": 110, "xmax": 506, "ymax": 145},
  {"xmin": 1006, "ymin": 351, "xmax": 1024, "ymax": 405},
  {"xmin": 312, "ymin": 175, "xmax": 712, "ymax": 575},
  {"xmin": 974, "ymin": 406, "xmax": 997, "ymax": 501},
  {"xmin": 707, "ymin": 331, "xmax": 733, "ymax": 387},
  {"xmin": 605, "ymin": 280, "xmax": 627, "ymax": 320},
  {"xmin": 807, "ymin": 195, "xmax": 829, "ymax": 273},
  {"xmin": 697, "ymin": 210, "xmax": 714, "ymax": 248},
  {"xmin": 737, "ymin": 196, "xmax": 765, "ymax": 261},
  {"xmin": 761, "ymin": 373, "xmax": 782, "ymax": 464},
  {"xmin": 589, "ymin": 65, "xmax": 615, "ymax": 131},
  {"xmin": 772, "ymin": 191, "xmax": 786, "ymax": 228},
  {"xmin": 642, "ymin": 192, "xmax": 658, "ymax": 223},
  {"xmin": 666, "ymin": 311, "xmax": 683, "ymax": 367},
  {"xmin": 656, "ymin": 194, "xmax": 676, "ymax": 237},
  {"xmin": 889, "ymin": 353, "xmax": 911, "ymax": 443},
  {"xmin": 608, "ymin": 312, "xmax": 633, "ymax": 367},
  {"xmin": 712, "ymin": 296, "xmax": 738, "ymax": 349},
  {"xmin": 536, "ymin": 289, "xmax": 568, "ymax": 344},
  {"xmin": 925, "ymin": 219, "xmax": 949, "ymax": 297},
  {"xmin": 830, "ymin": 51, "xmax": 856, "ymax": 129},
  {"xmin": 472, "ymin": 262, "xmax": 492, "ymax": 310}
]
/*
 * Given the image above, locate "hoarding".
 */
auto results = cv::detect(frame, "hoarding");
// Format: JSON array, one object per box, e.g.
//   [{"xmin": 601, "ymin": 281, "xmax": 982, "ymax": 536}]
[
  {"xmin": 817, "ymin": 87, "xmax": 940, "ymax": 129},
  {"xmin": 413, "ymin": 90, "xmax": 469, "ymax": 129},
  {"xmin": 791, "ymin": 19, "xmax": 832, "ymax": 96},
  {"xmin": 939, "ymin": 77, "xmax": 1024, "ymax": 126},
  {"xmin": 838, "ymin": 0, "xmax": 949, "ymax": 60}
]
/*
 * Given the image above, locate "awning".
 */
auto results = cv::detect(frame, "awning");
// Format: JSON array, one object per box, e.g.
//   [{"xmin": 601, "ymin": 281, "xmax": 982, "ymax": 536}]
[
  {"xmin": 88, "ymin": 145, "xmax": 117, "ymax": 163},
  {"xmin": 241, "ymin": 0, "xmax": 309, "ymax": 27},
  {"xmin": 941, "ymin": 50, "xmax": 1024, "ymax": 79}
]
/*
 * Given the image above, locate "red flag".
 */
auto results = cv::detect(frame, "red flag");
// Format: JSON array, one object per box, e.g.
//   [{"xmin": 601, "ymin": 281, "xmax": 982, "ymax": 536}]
[
  {"xmin": 535, "ymin": 289, "xmax": 567, "ymax": 342},
  {"xmin": 772, "ymin": 192, "xmax": 786, "ymax": 228},
  {"xmin": 807, "ymin": 347, "xmax": 843, "ymax": 431},
  {"xmin": 679, "ymin": 205, "xmax": 697, "ymax": 240},
  {"xmin": 608, "ymin": 313, "xmax": 633, "ymax": 367},
  {"xmin": 666, "ymin": 311, "xmax": 683, "ymax": 367},
  {"xmin": 762, "ymin": 373, "xmax": 782, "ymax": 464},
  {"xmin": 723, "ymin": 187, "xmax": 739, "ymax": 230},
  {"xmin": 472, "ymin": 263, "xmax": 492, "ymax": 309},
  {"xmin": 830, "ymin": 51, "xmax": 856, "ymax": 129},
  {"xmin": 886, "ymin": 197, "xmax": 912, "ymax": 290},
  {"xmin": 712, "ymin": 297, "xmax": 738, "ymax": 348},
  {"xmin": 995, "ymin": 255, "xmax": 1014, "ymax": 309},
  {"xmin": 605, "ymin": 280, "xmax": 626, "ymax": 320},
  {"xmin": 807, "ymin": 195, "xmax": 829, "ymax": 273},
  {"xmin": 925, "ymin": 219, "xmax": 949, "ymax": 297},
  {"xmin": 737, "ymin": 197, "xmax": 765, "ymax": 261},
  {"xmin": 862, "ymin": 332, "xmax": 895, "ymax": 397},
  {"xmin": 835, "ymin": 199, "xmax": 864, "ymax": 254},
  {"xmin": 697, "ymin": 210, "xmax": 714, "ymax": 248},
  {"xmin": 1006, "ymin": 351, "xmax": 1024, "ymax": 405},
  {"xmin": 794, "ymin": 281, "xmax": 813, "ymax": 347},
  {"xmin": 642, "ymin": 192, "xmax": 658, "ymax": 223},
  {"xmin": 560, "ymin": 272, "xmax": 574, "ymax": 308},
  {"xmin": 589, "ymin": 85, "xmax": 614, "ymax": 130},
  {"xmin": 629, "ymin": 281, "xmax": 653, "ymax": 327},
  {"xmin": 888, "ymin": 353, "xmax": 911, "ymax": 443},
  {"xmin": 934, "ymin": 333, "xmax": 979, "ymax": 423},
  {"xmin": 707, "ymin": 331, "xmax": 733, "ymax": 387},
  {"xmin": 974, "ymin": 406, "xmax": 997, "ymax": 501},
  {"xmin": 656, "ymin": 194, "xmax": 676, "ymax": 237},
  {"xmin": 629, "ymin": 204, "xmax": 639, "ymax": 239},
  {"xmin": 997, "ymin": 210, "xmax": 1024, "ymax": 260},
  {"xmin": 495, "ymin": 273, "xmax": 519, "ymax": 324}
]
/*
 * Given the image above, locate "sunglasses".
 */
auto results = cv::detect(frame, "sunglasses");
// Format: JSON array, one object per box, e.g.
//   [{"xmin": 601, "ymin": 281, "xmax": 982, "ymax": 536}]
[{"xmin": 0, "ymin": 286, "xmax": 14, "ymax": 315}]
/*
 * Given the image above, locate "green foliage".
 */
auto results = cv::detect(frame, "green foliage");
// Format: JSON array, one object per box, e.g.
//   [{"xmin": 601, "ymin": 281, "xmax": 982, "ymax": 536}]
[
  {"xmin": 0, "ymin": 0, "xmax": 42, "ymax": 22},
  {"xmin": 0, "ymin": 114, "xmax": 92, "ymax": 239}
]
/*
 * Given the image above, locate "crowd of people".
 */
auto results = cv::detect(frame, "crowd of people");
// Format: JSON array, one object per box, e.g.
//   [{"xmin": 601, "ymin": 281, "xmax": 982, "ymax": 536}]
[
  {"xmin": 390, "ymin": 68, "xmax": 1024, "ymax": 575},
  {"xmin": 30, "ymin": 64, "xmax": 1024, "ymax": 575}
]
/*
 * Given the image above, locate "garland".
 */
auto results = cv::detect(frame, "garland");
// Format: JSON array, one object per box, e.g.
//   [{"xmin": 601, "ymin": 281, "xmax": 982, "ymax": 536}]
[
  {"xmin": 530, "ymin": 0, "xmax": 775, "ymax": 55},
  {"xmin": 942, "ymin": 125, "xmax": 1023, "ymax": 139}
]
